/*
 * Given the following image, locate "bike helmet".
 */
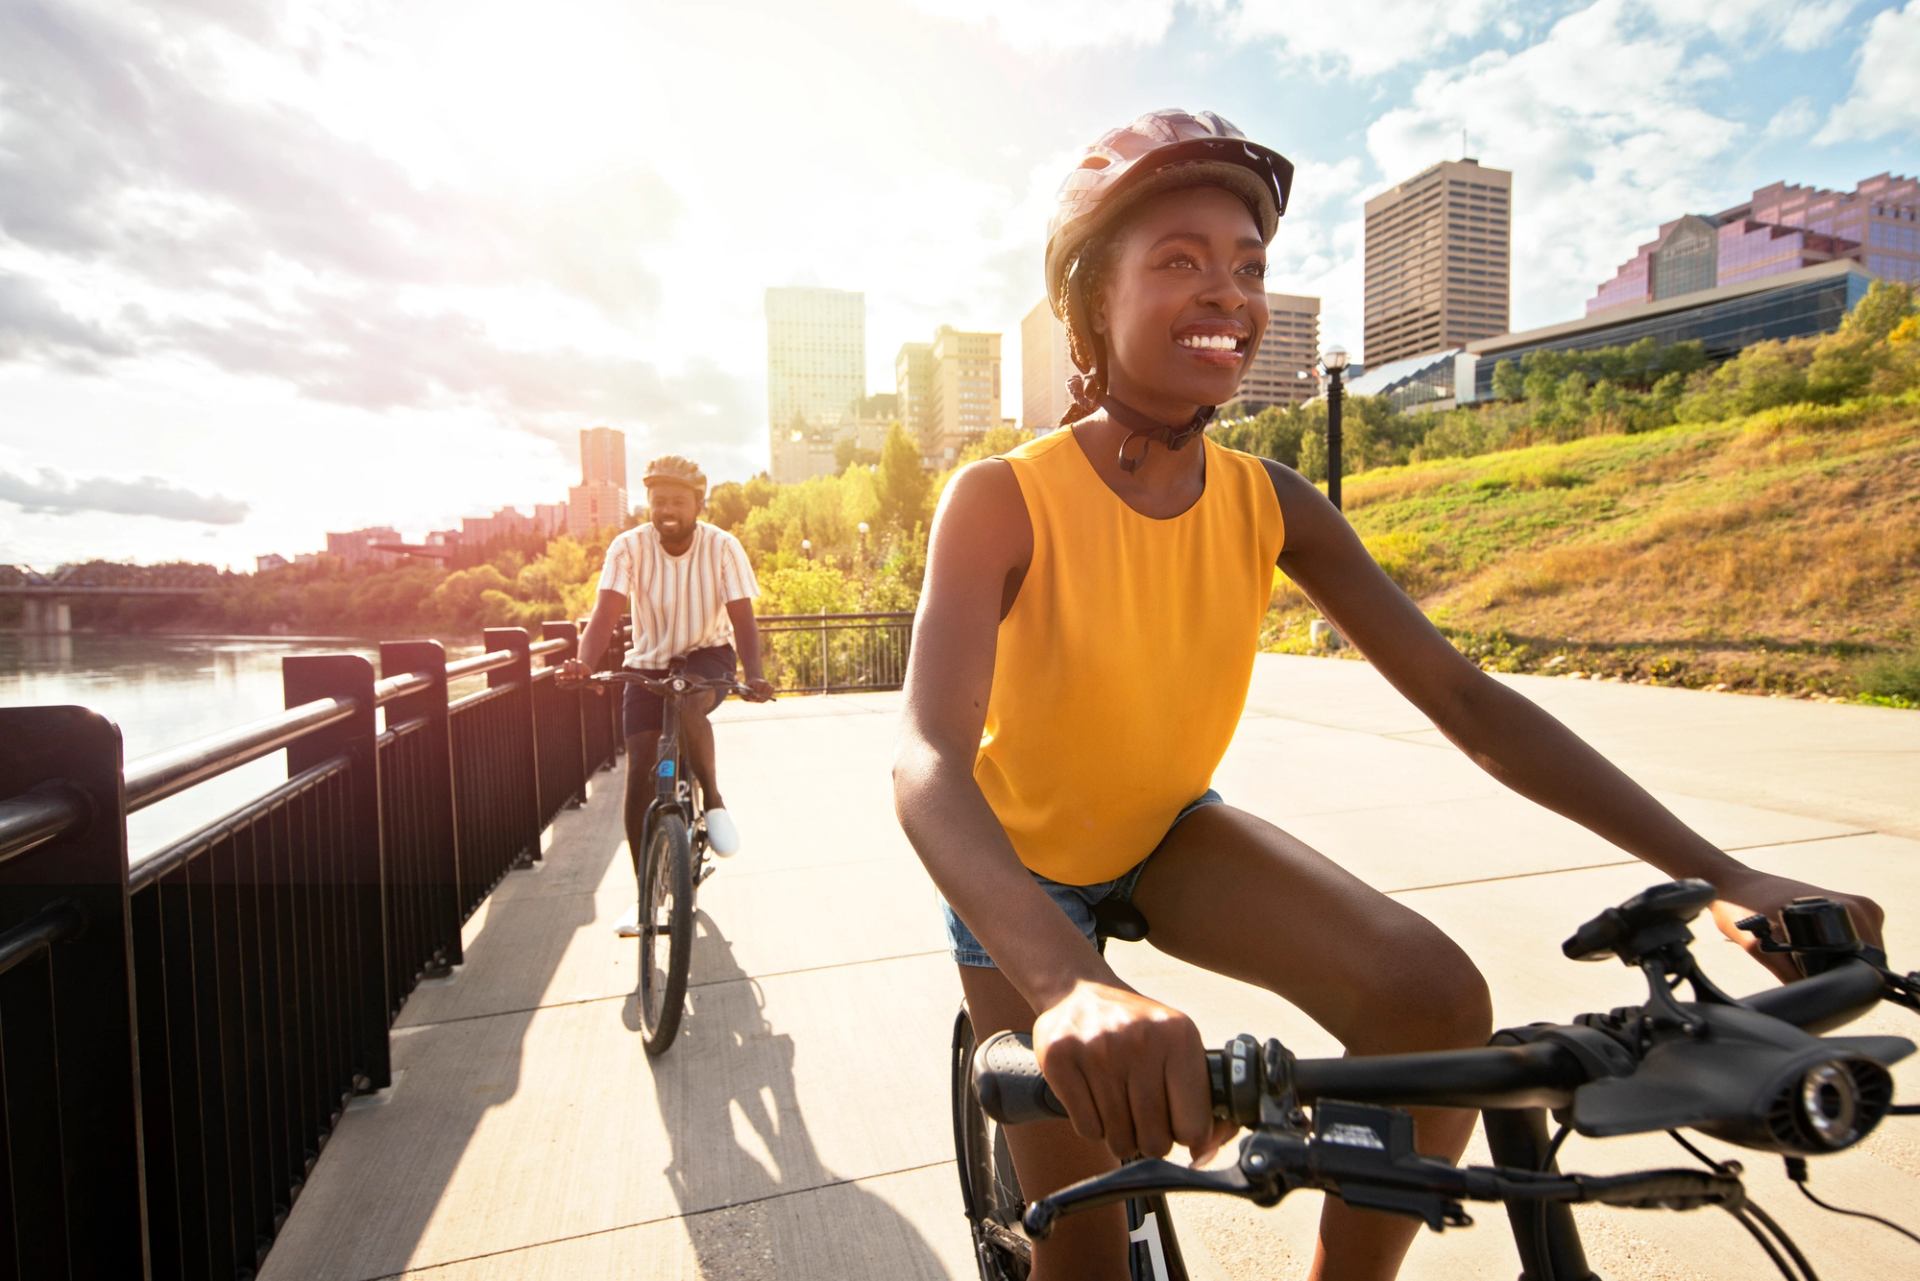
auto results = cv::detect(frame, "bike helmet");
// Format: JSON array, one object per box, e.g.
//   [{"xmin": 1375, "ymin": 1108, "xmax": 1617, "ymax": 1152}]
[
  {"xmin": 641, "ymin": 455, "xmax": 707, "ymax": 499},
  {"xmin": 1046, "ymin": 109, "xmax": 1294, "ymax": 377}
]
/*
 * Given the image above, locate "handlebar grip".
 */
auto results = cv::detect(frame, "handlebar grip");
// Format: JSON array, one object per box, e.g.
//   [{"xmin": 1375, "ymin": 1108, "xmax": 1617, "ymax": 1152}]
[
  {"xmin": 973, "ymin": 1031, "xmax": 1069, "ymax": 1124},
  {"xmin": 1740, "ymin": 957, "xmax": 1886, "ymax": 1035}
]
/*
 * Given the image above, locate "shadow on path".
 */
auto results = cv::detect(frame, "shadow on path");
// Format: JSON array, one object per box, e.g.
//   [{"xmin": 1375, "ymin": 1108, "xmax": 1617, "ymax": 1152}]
[{"xmin": 630, "ymin": 910, "xmax": 953, "ymax": 1278}]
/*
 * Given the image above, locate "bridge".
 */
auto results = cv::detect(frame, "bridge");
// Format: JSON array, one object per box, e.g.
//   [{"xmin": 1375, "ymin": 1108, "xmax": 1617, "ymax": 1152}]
[
  {"xmin": 2, "ymin": 641, "xmax": 1916, "ymax": 1279},
  {"xmin": 1, "ymin": 564, "xmax": 222, "ymax": 632}
]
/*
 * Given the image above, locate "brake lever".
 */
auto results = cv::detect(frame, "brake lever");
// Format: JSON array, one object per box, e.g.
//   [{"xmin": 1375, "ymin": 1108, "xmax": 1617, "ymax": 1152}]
[{"xmin": 1024, "ymin": 1159, "xmax": 1258, "ymax": 1240}]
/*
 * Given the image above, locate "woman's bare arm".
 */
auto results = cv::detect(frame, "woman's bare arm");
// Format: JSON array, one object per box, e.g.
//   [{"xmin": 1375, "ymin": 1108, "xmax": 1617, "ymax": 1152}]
[
  {"xmin": 1267, "ymin": 460, "xmax": 1884, "ymax": 976},
  {"xmin": 892, "ymin": 460, "xmax": 1120, "ymax": 1012}
]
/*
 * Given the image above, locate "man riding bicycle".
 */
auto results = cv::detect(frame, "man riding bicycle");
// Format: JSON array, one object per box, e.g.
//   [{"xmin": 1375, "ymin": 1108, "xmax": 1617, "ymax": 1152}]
[{"xmin": 561, "ymin": 454, "xmax": 775, "ymax": 936}]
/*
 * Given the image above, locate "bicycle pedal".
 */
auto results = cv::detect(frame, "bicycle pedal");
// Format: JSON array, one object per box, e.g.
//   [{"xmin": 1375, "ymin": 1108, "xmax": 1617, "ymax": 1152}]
[{"xmin": 695, "ymin": 858, "xmax": 717, "ymax": 886}]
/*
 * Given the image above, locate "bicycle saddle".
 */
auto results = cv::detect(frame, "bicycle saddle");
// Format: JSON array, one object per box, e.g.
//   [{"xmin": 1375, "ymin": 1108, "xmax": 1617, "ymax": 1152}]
[{"xmin": 1094, "ymin": 899, "xmax": 1149, "ymax": 944}]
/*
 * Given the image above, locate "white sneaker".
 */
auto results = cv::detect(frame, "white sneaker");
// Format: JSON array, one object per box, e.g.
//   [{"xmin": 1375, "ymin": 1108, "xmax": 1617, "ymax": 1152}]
[
  {"xmin": 705, "ymin": 808, "xmax": 741, "ymax": 857},
  {"xmin": 614, "ymin": 903, "xmax": 641, "ymax": 937}
]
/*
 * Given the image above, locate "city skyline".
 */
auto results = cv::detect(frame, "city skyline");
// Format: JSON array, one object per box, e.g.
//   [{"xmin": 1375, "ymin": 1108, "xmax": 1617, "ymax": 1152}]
[{"xmin": 2, "ymin": 1, "xmax": 1916, "ymax": 568}]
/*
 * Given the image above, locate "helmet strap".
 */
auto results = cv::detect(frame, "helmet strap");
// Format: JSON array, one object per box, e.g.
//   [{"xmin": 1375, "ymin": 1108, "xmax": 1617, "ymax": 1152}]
[{"xmin": 1070, "ymin": 377, "xmax": 1215, "ymax": 474}]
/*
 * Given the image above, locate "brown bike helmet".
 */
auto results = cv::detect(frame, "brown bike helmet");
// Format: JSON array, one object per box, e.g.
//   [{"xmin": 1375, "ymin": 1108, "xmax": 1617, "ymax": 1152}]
[
  {"xmin": 641, "ymin": 454, "xmax": 707, "ymax": 499},
  {"xmin": 1046, "ymin": 109, "xmax": 1294, "ymax": 375}
]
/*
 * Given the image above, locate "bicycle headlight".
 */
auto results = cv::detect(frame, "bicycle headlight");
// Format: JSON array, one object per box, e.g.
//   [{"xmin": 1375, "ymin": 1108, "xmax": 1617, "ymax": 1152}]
[{"xmin": 1695, "ymin": 1051, "xmax": 1894, "ymax": 1155}]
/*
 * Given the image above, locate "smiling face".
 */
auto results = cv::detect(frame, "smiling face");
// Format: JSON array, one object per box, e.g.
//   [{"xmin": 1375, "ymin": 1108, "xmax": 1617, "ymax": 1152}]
[
  {"xmin": 646, "ymin": 482, "xmax": 702, "ymax": 543},
  {"xmin": 1091, "ymin": 184, "xmax": 1270, "ymax": 417}
]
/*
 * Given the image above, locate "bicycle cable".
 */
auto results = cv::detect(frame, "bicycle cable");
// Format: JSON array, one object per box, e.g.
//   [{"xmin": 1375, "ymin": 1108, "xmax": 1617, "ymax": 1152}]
[
  {"xmin": 1530, "ymin": 1123, "xmax": 1574, "ymax": 1281},
  {"xmin": 1667, "ymin": 1131, "xmax": 1814, "ymax": 1281},
  {"xmin": 1726, "ymin": 1205, "xmax": 1804, "ymax": 1281},
  {"xmin": 1781, "ymin": 1156, "xmax": 1920, "ymax": 1247}
]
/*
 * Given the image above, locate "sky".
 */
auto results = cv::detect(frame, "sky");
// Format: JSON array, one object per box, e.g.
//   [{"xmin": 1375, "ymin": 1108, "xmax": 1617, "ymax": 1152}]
[{"xmin": 1, "ymin": 0, "xmax": 1916, "ymax": 570}]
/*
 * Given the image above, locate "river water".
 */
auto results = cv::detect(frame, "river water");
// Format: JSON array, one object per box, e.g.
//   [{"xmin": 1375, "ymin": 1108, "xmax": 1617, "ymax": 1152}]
[{"xmin": 2, "ymin": 633, "xmax": 479, "ymax": 857}]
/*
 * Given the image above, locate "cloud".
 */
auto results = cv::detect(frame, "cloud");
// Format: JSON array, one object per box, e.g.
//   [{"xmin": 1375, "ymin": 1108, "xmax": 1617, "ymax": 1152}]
[
  {"xmin": 1232, "ymin": 0, "xmax": 1518, "ymax": 77},
  {"xmin": 1763, "ymin": 96, "xmax": 1818, "ymax": 141},
  {"xmin": 1816, "ymin": 0, "xmax": 1920, "ymax": 143},
  {"xmin": 0, "ymin": 2, "xmax": 706, "ymax": 434},
  {"xmin": 1640, "ymin": 0, "xmax": 1860, "ymax": 51},
  {"xmin": 1365, "ymin": 0, "xmax": 1746, "ymax": 330},
  {"xmin": 905, "ymin": 0, "xmax": 1184, "ymax": 49},
  {"xmin": 0, "ymin": 273, "xmax": 134, "ymax": 367},
  {"xmin": 0, "ymin": 468, "xmax": 251, "ymax": 524}
]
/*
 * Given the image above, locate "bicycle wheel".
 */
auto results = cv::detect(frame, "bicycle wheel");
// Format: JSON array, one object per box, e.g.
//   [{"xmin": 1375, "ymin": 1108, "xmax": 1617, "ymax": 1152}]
[
  {"xmin": 952, "ymin": 1005, "xmax": 1031, "ymax": 1279},
  {"xmin": 951, "ymin": 1006, "xmax": 1194, "ymax": 1281},
  {"xmin": 638, "ymin": 811, "xmax": 694, "ymax": 1054}
]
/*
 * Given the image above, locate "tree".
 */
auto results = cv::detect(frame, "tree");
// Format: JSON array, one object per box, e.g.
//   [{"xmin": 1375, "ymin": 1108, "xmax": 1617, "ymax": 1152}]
[
  {"xmin": 876, "ymin": 423, "xmax": 930, "ymax": 538},
  {"xmin": 1491, "ymin": 359, "xmax": 1524, "ymax": 402}
]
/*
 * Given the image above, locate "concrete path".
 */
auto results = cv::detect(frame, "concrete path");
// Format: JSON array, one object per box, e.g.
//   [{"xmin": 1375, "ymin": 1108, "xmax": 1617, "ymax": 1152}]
[{"xmin": 259, "ymin": 656, "xmax": 1920, "ymax": 1280}]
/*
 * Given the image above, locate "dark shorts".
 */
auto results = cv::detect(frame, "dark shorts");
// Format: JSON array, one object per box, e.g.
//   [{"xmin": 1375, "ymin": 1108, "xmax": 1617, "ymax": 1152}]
[
  {"xmin": 941, "ymin": 789, "xmax": 1225, "ymax": 968},
  {"xmin": 620, "ymin": 645, "xmax": 737, "ymax": 738}
]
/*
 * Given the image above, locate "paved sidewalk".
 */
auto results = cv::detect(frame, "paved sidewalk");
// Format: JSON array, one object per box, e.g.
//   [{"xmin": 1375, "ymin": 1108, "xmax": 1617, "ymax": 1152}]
[{"xmin": 260, "ymin": 656, "xmax": 1920, "ymax": 1280}]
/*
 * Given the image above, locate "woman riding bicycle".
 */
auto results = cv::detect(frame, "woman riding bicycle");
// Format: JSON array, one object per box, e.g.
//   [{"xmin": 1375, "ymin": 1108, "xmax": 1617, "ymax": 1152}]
[{"xmin": 892, "ymin": 109, "xmax": 1888, "ymax": 1281}]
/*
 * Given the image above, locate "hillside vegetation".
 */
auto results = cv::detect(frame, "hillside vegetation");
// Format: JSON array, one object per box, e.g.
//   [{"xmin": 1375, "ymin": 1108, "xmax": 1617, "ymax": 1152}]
[{"xmin": 1269, "ymin": 390, "xmax": 1920, "ymax": 703}]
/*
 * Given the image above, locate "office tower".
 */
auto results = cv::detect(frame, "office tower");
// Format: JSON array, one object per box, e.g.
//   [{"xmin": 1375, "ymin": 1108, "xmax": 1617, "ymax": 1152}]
[
  {"xmin": 569, "ymin": 425, "xmax": 629, "ymax": 538},
  {"xmin": 1235, "ymin": 293, "xmax": 1321, "ymax": 411},
  {"xmin": 1363, "ymin": 158, "xmax": 1511, "ymax": 367},
  {"xmin": 1588, "ymin": 172, "xmax": 1920, "ymax": 314},
  {"xmin": 766, "ymin": 286, "xmax": 866, "ymax": 482},
  {"xmin": 926, "ymin": 326, "xmax": 1002, "ymax": 465},
  {"xmin": 895, "ymin": 341, "xmax": 934, "ymax": 453},
  {"xmin": 1020, "ymin": 299, "xmax": 1073, "ymax": 431}
]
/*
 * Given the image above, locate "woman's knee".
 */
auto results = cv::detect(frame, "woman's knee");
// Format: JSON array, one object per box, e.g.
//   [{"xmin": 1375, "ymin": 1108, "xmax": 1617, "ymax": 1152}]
[{"xmin": 1345, "ymin": 923, "xmax": 1493, "ymax": 1054}]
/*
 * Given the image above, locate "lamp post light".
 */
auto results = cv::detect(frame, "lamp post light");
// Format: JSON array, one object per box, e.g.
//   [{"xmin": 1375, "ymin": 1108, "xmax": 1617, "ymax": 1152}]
[
  {"xmin": 1319, "ymin": 345, "xmax": 1351, "ymax": 511},
  {"xmin": 801, "ymin": 537, "xmax": 813, "ymax": 562},
  {"xmin": 856, "ymin": 521, "xmax": 870, "ymax": 570}
]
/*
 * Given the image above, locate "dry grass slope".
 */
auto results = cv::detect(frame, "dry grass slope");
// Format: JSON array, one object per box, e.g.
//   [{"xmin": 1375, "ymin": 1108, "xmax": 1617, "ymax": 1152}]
[{"xmin": 1268, "ymin": 392, "xmax": 1920, "ymax": 699}]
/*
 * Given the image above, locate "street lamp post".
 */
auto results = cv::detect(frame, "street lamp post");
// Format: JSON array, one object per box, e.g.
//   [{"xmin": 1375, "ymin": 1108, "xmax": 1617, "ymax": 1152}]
[
  {"xmin": 856, "ymin": 520, "xmax": 870, "ymax": 569},
  {"xmin": 801, "ymin": 537, "xmax": 813, "ymax": 562},
  {"xmin": 1321, "ymin": 345, "xmax": 1350, "ymax": 511}
]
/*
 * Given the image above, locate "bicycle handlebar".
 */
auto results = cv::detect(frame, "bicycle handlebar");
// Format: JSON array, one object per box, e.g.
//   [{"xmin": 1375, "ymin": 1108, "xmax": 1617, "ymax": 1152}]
[
  {"xmin": 573, "ymin": 668, "xmax": 770, "ymax": 701},
  {"xmin": 975, "ymin": 958, "xmax": 1899, "ymax": 1131}
]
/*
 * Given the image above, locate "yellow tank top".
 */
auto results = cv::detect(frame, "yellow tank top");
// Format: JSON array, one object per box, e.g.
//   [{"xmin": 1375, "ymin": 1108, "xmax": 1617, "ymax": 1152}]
[{"xmin": 974, "ymin": 429, "xmax": 1285, "ymax": 885}]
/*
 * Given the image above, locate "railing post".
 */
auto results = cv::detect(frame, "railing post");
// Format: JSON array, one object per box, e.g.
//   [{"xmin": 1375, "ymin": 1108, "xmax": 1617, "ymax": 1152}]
[
  {"xmin": 483, "ymin": 627, "xmax": 542, "ymax": 867},
  {"xmin": 0, "ymin": 707, "xmax": 150, "ymax": 1280},
  {"xmin": 378, "ymin": 641, "xmax": 462, "ymax": 973},
  {"xmin": 541, "ymin": 621, "xmax": 588, "ymax": 807},
  {"xmin": 282, "ymin": 655, "xmax": 390, "ymax": 1092},
  {"xmin": 818, "ymin": 608, "xmax": 830, "ymax": 693}
]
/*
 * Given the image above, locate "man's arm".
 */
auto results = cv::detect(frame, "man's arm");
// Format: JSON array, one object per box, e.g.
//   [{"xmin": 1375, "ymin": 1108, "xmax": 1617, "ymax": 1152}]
[
  {"xmin": 561, "ymin": 589, "xmax": 627, "ymax": 680},
  {"xmin": 724, "ymin": 598, "xmax": 774, "ymax": 701}
]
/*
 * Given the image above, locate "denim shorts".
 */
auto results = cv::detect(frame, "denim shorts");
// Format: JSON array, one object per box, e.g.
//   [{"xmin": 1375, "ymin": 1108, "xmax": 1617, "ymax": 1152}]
[{"xmin": 941, "ymin": 789, "xmax": 1225, "ymax": 968}]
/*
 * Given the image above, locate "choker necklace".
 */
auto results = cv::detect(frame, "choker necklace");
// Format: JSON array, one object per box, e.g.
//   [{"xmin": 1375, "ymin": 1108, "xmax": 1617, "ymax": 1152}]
[{"xmin": 1065, "ymin": 376, "xmax": 1216, "ymax": 473}]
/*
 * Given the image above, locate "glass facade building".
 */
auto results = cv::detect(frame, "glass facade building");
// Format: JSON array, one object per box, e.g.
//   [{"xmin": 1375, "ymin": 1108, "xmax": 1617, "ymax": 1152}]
[{"xmin": 1465, "ymin": 261, "xmax": 1871, "ymax": 402}]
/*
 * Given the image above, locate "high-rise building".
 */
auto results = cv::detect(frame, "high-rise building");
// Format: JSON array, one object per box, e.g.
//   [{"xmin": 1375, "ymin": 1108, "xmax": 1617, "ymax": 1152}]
[
  {"xmin": 1363, "ymin": 158, "xmax": 1511, "ymax": 368},
  {"xmin": 926, "ymin": 326, "xmax": 1002, "ymax": 465},
  {"xmin": 895, "ymin": 341, "xmax": 935, "ymax": 451},
  {"xmin": 1020, "ymin": 300, "xmax": 1073, "ymax": 431},
  {"xmin": 766, "ymin": 286, "xmax": 865, "ymax": 482},
  {"xmin": 324, "ymin": 527, "xmax": 403, "ymax": 568},
  {"xmin": 1235, "ymin": 293, "xmax": 1322, "ymax": 411},
  {"xmin": 1587, "ymin": 172, "xmax": 1920, "ymax": 314},
  {"xmin": 569, "ymin": 426, "xmax": 628, "ymax": 538}
]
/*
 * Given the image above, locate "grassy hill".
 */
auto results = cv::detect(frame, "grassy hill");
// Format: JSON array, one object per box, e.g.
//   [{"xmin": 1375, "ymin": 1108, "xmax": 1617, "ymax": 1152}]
[{"xmin": 1268, "ymin": 390, "xmax": 1920, "ymax": 706}]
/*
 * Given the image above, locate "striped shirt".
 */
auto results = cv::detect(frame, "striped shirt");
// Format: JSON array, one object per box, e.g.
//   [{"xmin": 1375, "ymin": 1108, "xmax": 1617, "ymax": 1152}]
[{"xmin": 598, "ymin": 522, "xmax": 760, "ymax": 668}]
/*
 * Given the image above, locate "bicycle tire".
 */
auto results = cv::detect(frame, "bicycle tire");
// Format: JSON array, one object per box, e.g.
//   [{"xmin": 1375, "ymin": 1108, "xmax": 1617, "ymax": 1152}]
[
  {"xmin": 638, "ymin": 811, "xmax": 694, "ymax": 1054},
  {"xmin": 953, "ymin": 1005, "xmax": 1032, "ymax": 1280},
  {"xmin": 952, "ymin": 1004, "xmax": 1194, "ymax": 1281}
]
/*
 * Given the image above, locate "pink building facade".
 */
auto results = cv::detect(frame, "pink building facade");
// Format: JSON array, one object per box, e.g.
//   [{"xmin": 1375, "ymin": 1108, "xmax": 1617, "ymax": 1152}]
[{"xmin": 1589, "ymin": 172, "xmax": 1919, "ymax": 315}]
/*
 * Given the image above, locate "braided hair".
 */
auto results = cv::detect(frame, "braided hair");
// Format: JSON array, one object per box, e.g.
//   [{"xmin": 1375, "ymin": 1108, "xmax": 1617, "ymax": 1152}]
[{"xmin": 1057, "ymin": 231, "xmax": 1117, "ymax": 428}]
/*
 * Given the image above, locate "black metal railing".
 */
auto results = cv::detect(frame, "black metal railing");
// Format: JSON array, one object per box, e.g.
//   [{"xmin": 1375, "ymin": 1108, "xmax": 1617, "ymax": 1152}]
[
  {"xmin": 758, "ymin": 610, "xmax": 913, "ymax": 693},
  {"xmin": 0, "ymin": 621, "xmax": 625, "ymax": 1281}
]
